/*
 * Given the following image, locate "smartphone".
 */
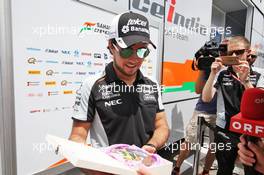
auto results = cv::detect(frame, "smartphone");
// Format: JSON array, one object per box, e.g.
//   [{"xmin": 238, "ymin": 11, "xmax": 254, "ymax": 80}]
[{"xmin": 221, "ymin": 56, "xmax": 240, "ymax": 65}]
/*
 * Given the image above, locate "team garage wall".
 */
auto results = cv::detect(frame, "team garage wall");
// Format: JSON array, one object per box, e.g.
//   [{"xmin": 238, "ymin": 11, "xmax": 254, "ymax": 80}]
[
  {"xmin": 131, "ymin": 0, "xmax": 213, "ymax": 141},
  {"xmin": 11, "ymin": 0, "xmax": 159, "ymax": 174}
]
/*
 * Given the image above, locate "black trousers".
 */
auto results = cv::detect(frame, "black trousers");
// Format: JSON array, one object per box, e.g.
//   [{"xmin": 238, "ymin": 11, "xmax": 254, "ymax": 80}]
[{"xmin": 214, "ymin": 126, "xmax": 263, "ymax": 175}]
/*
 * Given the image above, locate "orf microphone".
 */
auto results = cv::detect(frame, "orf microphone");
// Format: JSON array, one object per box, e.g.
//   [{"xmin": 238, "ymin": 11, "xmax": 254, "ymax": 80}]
[{"xmin": 230, "ymin": 88, "xmax": 264, "ymax": 137}]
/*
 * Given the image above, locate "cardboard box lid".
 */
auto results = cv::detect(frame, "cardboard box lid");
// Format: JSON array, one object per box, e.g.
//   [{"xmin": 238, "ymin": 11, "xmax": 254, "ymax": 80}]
[{"xmin": 46, "ymin": 134, "xmax": 172, "ymax": 175}]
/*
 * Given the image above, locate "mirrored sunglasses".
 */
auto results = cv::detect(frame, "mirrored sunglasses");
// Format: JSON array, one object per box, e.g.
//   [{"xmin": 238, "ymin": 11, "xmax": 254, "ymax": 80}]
[{"xmin": 113, "ymin": 44, "xmax": 150, "ymax": 59}]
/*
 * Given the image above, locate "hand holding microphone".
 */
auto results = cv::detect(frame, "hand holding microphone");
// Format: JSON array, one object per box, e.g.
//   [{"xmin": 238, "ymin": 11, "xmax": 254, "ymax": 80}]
[
  {"xmin": 238, "ymin": 135, "xmax": 264, "ymax": 173},
  {"xmin": 229, "ymin": 88, "xmax": 264, "ymax": 173}
]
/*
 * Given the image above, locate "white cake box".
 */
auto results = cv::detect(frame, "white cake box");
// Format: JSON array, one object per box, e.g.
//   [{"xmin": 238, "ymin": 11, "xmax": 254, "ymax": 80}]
[{"xmin": 46, "ymin": 135, "xmax": 173, "ymax": 175}]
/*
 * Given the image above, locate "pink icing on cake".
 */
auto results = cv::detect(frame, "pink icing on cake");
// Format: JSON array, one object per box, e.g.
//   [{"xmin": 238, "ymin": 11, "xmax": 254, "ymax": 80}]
[{"xmin": 103, "ymin": 144, "xmax": 161, "ymax": 169}]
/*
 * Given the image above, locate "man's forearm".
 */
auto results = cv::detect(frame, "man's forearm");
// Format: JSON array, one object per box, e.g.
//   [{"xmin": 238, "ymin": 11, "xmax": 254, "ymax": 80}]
[
  {"xmin": 202, "ymin": 73, "xmax": 216, "ymax": 102},
  {"xmin": 69, "ymin": 134, "xmax": 87, "ymax": 143},
  {"xmin": 147, "ymin": 126, "xmax": 169, "ymax": 149},
  {"xmin": 195, "ymin": 71, "xmax": 205, "ymax": 94}
]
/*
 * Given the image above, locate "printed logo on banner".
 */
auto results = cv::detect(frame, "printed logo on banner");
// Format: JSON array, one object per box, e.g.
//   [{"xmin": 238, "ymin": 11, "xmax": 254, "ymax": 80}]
[
  {"xmin": 45, "ymin": 81, "xmax": 56, "ymax": 86},
  {"xmin": 63, "ymin": 90, "xmax": 73, "ymax": 94},
  {"xmin": 88, "ymin": 72, "xmax": 96, "ymax": 75},
  {"xmin": 27, "ymin": 57, "xmax": 43, "ymax": 64},
  {"xmin": 61, "ymin": 71, "xmax": 73, "ymax": 75},
  {"xmin": 79, "ymin": 22, "xmax": 96, "ymax": 33},
  {"xmin": 27, "ymin": 81, "xmax": 41, "ymax": 86},
  {"xmin": 28, "ymin": 70, "xmax": 41, "ymax": 75},
  {"xmin": 46, "ymin": 60, "xmax": 59, "ymax": 64},
  {"xmin": 76, "ymin": 72, "xmax": 86, "ymax": 75},
  {"xmin": 61, "ymin": 50, "xmax": 71, "ymax": 55},
  {"xmin": 62, "ymin": 61, "xmax": 74, "ymax": 65},
  {"xmin": 61, "ymin": 80, "xmax": 72, "ymax": 86},
  {"xmin": 26, "ymin": 47, "xmax": 41, "ymax": 52},
  {"xmin": 73, "ymin": 50, "xmax": 80, "ymax": 57},
  {"xmin": 76, "ymin": 61, "xmax": 85, "ymax": 66},
  {"xmin": 103, "ymin": 53, "xmax": 108, "ymax": 60},
  {"xmin": 94, "ymin": 62, "xmax": 103, "ymax": 66},
  {"xmin": 53, "ymin": 107, "xmax": 60, "ymax": 112},
  {"xmin": 48, "ymin": 91, "xmax": 59, "ymax": 96},
  {"xmin": 62, "ymin": 106, "xmax": 72, "ymax": 110},
  {"xmin": 45, "ymin": 49, "xmax": 58, "ymax": 54},
  {"xmin": 46, "ymin": 69, "xmax": 59, "ymax": 76},
  {"xmin": 43, "ymin": 108, "xmax": 52, "ymax": 113},
  {"xmin": 30, "ymin": 109, "xmax": 41, "ymax": 113},
  {"xmin": 94, "ymin": 53, "xmax": 101, "ymax": 59},
  {"xmin": 87, "ymin": 61, "xmax": 92, "ymax": 67},
  {"xmin": 79, "ymin": 21, "xmax": 110, "ymax": 35},
  {"xmin": 81, "ymin": 52, "xmax": 92, "ymax": 57},
  {"xmin": 27, "ymin": 93, "xmax": 43, "ymax": 97},
  {"xmin": 74, "ymin": 81, "xmax": 82, "ymax": 85}
]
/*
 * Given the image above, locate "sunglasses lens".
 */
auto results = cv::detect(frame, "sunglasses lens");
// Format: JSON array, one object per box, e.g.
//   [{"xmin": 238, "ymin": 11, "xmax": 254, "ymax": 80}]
[
  {"xmin": 137, "ymin": 48, "xmax": 150, "ymax": 59},
  {"xmin": 235, "ymin": 50, "xmax": 245, "ymax": 55},
  {"xmin": 120, "ymin": 48, "xmax": 133, "ymax": 58},
  {"xmin": 251, "ymin": 55, "xmax": 257, "ymax": 59},
  {"xmin": 228, "ymin": 49, "xmax": 245, "ymax": 56}
]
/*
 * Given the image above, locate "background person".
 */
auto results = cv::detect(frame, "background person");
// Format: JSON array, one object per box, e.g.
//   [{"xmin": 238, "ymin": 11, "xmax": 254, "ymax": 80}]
[
  {"xmin": 173, "ymin": 69, "xmax": 217, "ymax": 175},
  {"xmin": 202, "ymin": 36, "xmax": 262, "ymax": 175}
]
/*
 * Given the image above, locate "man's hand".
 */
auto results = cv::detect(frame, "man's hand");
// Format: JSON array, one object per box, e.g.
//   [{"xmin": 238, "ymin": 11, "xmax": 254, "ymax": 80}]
[
  {"xmin": 142, "ymin": 144, "xmax": 156, "ymax": 154},
  {"xmin": 137, "ymin": 166, "xmax": 152, "ymax": 175},
  {"xmin": 238, "ymin": 136, "xmax": 264, "ymax": 173},
  {"xmin": 211, "ymin": 57, "xmax": 223, "ymax": 75},
  {"xmin": 233, "ymin": 61, "xmax": 250, "ymax": 82}
]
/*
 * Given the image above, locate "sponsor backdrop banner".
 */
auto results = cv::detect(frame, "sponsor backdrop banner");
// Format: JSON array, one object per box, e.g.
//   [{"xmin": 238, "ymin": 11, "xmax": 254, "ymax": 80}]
[{"xmin": 11, "ymin": 0, "xmax": 158, "ymax": 174}]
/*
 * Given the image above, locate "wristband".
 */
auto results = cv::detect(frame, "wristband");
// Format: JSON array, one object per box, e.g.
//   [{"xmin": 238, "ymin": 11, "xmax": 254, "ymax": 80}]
[{"xmin": 145, "ymin": 143, "xmax": 157, "ymax": 150}]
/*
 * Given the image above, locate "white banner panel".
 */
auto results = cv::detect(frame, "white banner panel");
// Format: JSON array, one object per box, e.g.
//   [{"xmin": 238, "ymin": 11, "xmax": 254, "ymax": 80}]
[
  {"xmin": 78, "ymin": 0, "xmax": 129, "ymax": 14},
  {"xmin": 252, "ymin": 7, "xmax": 264, "ymax": 34},
  {"xmin": 162, "ymin": 0, "xmax": 212, "ymax": 102}
]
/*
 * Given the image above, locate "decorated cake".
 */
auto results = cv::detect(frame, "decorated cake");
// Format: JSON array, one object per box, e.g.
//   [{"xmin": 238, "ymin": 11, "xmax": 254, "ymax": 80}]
[{"xmin": 103, "ymin": 144, "xmax": 161, "ymax": 169}]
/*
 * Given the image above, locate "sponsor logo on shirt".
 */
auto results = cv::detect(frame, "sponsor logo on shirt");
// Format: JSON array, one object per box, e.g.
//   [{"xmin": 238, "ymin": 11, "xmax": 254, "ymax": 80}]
[{"xmin": 105, "ymin": 99, "xmax": 122, "ymax": 107}]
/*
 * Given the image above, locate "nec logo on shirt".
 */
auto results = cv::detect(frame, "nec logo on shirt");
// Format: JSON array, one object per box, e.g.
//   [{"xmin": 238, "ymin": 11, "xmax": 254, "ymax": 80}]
[{"xmin": 105, "ymin": 99, "xmax": 122, "ymax": 107}]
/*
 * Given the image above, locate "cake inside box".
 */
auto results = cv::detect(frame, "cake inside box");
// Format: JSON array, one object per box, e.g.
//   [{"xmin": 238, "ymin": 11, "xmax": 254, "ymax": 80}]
[{"xmin": 103, "ymin": 144, "xmax": 161, "ymax": 169}]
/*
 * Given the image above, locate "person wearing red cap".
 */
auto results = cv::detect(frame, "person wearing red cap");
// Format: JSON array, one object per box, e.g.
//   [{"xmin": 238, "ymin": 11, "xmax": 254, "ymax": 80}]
[
  {"xmin": 202, "ymin": 36, "xmax": 263, "ymax": 175},
  {"xmin": 68, "ymin": 11, "xmax": 169, "ymax": 175}
]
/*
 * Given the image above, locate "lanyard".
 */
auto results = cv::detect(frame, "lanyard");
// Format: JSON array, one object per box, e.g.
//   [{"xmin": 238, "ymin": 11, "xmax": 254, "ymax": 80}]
[{"xmin": 230, "ymin": 73, "xmax": 243, "ymax": 84}]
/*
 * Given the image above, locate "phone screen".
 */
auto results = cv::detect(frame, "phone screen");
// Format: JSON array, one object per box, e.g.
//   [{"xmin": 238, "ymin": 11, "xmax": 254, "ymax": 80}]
[{"xmin": 221, "ymin": 56, "xmax": 240, "ymax": 65}]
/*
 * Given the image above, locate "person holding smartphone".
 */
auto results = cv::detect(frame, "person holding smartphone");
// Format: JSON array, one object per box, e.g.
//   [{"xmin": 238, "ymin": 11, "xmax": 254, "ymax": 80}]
[{"xmin": 202, "ymin": 36, "xmax": 262, "ymax": 175}]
